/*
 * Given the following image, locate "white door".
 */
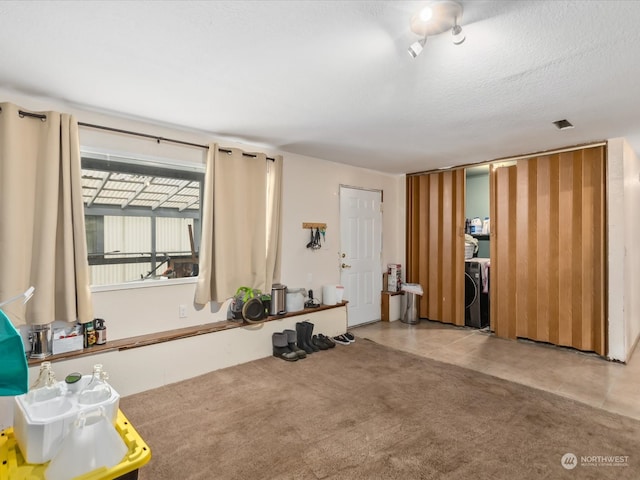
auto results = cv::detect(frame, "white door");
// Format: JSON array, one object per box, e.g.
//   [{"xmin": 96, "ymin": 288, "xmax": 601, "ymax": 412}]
[{"xmin": 339, "ymin": 186, "xmax": 382, "ymax": 327}]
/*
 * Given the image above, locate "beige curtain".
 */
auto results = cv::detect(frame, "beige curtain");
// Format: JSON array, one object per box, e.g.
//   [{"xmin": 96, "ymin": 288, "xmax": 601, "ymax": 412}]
[
  {"xmin": 195, "ymin": 145, "xmax": 283, "ymax": 304},
  {"xmin": 194, "ymin": 145, "xmax": 217, "ymax": 305},
  {"xmin": 0, "ymin": 102, "xmax": 93, "ymax": 326},
  {"xmin": 266, "ymin": 155, "xmax": 283, "ymax": 290}
]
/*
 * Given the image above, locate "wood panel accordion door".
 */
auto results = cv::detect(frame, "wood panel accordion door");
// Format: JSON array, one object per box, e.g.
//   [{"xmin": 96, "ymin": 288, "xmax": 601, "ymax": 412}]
[
  {"xmin": 406, "ymin": 170, "xmax": 465, "ymax": 326},
  {"xmin": 490, "ymin": 146, "xmax": 606, "ymax": 355}
]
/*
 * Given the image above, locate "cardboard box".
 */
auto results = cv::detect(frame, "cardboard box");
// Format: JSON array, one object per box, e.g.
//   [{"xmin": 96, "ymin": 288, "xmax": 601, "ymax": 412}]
[
  {"xmin": 387, "ymin": 264, "xmax": 401, "ymax": 292},
  {"xmin": 52, "ymin": 324, "xmax": 84, "ymax": 355}
]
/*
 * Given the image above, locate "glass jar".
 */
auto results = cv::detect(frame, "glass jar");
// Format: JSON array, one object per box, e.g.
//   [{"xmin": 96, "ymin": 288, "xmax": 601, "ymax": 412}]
[
  {"xmin": 77, "ymin": 364, "xmax": 112, "ymax": 405},
  {"xmin": 27, "ymin": 361, "xmax": 63, "ymax": 403}
]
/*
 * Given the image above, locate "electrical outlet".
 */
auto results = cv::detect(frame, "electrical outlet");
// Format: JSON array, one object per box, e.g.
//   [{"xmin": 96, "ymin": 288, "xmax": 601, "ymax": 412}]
[
  {"xmin": 307, "ymin": 273, "xmax": 313, "ymax": 283},
  {"xmin": 179, "ymin": 304, "xmax": 187, "ymax": 318}
]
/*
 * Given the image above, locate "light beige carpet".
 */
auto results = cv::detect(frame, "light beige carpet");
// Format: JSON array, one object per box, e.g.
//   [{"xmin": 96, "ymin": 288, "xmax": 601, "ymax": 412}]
[{"xmin": 120, "ymin": 338, "xmax": 639, "ymax": 479}]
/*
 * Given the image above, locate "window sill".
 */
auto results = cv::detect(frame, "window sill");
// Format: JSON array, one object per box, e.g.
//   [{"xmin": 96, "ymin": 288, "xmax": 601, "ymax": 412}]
[
  {"xmin": 28, "ymin": 301, "xmax": 348, "ymax": 366},
  {"xmin": 90, "ymin": 276, "xmax": 197, "ymax": 293}
]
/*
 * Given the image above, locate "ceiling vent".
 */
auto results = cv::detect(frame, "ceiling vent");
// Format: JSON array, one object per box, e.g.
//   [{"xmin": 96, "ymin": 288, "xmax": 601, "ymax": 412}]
[{"xmin": 553, "ymin": 119, "xmax": 574, "ymax": 130}]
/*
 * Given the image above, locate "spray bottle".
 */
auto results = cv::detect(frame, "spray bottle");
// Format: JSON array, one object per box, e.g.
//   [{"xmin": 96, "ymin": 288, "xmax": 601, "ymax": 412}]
[{"xmin": 95, "ymin": 319, "xmax": 107, "ymax": 345}]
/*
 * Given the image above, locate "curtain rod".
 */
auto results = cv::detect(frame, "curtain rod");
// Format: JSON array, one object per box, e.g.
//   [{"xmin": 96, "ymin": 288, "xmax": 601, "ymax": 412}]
[
  {"xmin": 79, "ymin": 121, "xmax": 276, "ymax": 161},
  {"xmin": 79, "ymin": 121, "xmax": 209, "ymax": 149},
  {"xmin": 7, "ymin": 108, "xmax": 275, "ymax": 161}
]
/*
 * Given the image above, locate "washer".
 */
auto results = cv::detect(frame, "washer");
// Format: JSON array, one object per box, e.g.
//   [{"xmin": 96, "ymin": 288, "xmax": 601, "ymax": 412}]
[{"xmin": 465, "ymin": 261, "xmax": 489, "ymax": 328}]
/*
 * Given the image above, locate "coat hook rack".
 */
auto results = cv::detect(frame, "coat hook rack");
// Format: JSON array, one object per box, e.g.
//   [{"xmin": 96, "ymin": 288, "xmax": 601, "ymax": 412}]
[
  {"xmin": 304, "ymin": 223, "xmax": 326, "ymax": 250},
  {"xmin": 302, "ymin": 222, "xmax": 327, "ymax": 230}
]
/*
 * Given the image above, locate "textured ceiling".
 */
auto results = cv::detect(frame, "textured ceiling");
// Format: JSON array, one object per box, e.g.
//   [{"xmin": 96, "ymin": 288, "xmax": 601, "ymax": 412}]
[{"xmin": 1, "ymin": 0, "xmax": 639, "ymax": 174}]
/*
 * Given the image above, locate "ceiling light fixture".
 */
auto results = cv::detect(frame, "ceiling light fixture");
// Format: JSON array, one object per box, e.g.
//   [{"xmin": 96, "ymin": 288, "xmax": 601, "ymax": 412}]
[
  {"xmin": 451, "ymin": 17, "xmax": 465, "ymax": 45},
  {"xmin": 408, "ymin": 0, "xmax": 466, "ymax": 58},
  {"xmin": 408, "ymin": 37, "xmax": 427, "ymax": 58}
]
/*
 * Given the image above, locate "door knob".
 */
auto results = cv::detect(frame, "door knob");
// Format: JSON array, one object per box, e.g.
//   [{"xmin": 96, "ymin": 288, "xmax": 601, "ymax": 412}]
[{"xmin": 341, "ymin": 263, "xmax": 351, "ymax": 269}]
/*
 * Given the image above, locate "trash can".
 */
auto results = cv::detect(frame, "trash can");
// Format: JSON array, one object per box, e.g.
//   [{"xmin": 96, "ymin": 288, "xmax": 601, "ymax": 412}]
[{"xmin": 400, "ymin": 283, "xmax": 423, "ymax": 325}]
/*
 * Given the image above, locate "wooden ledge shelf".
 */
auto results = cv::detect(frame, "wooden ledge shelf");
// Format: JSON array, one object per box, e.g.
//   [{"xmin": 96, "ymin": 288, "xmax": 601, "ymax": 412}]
[{"xmin": 28, "ymin": 301, "xmax": 348, "ymax": 366}]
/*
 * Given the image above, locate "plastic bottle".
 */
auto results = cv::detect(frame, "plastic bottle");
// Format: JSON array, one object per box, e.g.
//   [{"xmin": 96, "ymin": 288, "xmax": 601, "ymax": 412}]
[
  {"xmin": 95, "ymin": 318, "xmax": 107, "ymax": 345},
  {"xmin": 27, "ymin": 361, "xmax": 63, "ymax": 403},
  {"xmin": 46, "ymin": 408, "xmax": 128, "ymax": 480},
  {"xmin": 77, "ymin": 364, "xmax": 112, "ymax": 405},
  {"xmin": 482, "ymin": 217, "xmax": 490, "ymax": 234},
  {"xmin": 471, "ymin": 217, "xmax": 482, "ymax": 234}
]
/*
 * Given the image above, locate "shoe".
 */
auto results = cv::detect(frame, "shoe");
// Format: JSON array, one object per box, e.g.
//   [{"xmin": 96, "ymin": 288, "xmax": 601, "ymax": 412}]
[
  {"xmin": 318, "ymin": 334, "xmax": 336, "ymax": 348},
  {"xmin": 284, "ymin": 329, "xmax": 307, "ymax": 359},
  {"xmin": 272, "ymin": 332, "xmax": 298, "ymax": 361},
  {"xmin": 333, "ymin": 334, "xmax": 351, "ymax": 345},
  {"xmin": 344, "ymin": 332, "xmax": 355, "ymax": 343},
  {"xmin": 296, "ymin": 322, "xmax": 314, "ymax": 354},
  {"xmin": 312, "ymin": 335, "xmax": 329, "ymax": 350},
  {"xmin": 303, "ymin": 321, "xmax": 320, "ymax": 352}
]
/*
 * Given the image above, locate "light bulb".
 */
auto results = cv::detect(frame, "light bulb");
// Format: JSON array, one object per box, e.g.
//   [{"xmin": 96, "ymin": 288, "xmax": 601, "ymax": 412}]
[{"xmin": 419, "ymin": 6, "xmax": 433, "ymax": 22}]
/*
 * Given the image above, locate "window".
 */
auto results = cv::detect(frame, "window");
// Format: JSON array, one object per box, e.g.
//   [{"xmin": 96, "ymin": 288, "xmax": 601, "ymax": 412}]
[{"xmin": 81, "ymin": 154, "xmax": 204, "ymax": 286}]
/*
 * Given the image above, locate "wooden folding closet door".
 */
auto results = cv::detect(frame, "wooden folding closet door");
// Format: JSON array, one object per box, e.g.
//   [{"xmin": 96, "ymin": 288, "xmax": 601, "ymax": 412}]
[
  {"xmin": 406, "ymin": 170, "xmax": 465, "ymax": 325},
  {"xmin": 490, "ymin": 145, "xmax": 606, "ymax": 355}
]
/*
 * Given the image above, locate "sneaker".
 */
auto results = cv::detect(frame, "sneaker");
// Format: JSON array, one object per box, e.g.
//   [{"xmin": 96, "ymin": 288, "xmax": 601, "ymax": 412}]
[
  {"xmin": 312, "ymin": 335, "xmax": 329, "ymax": 350},
  {"xmin": 344, "ymin": 332, "xmax": 355, "ymax": 343},
  {"xmin": 318, "ymin": 334, "xmax": 336, "ymax": 348},
  {"xmin": 333, "ymin": 334, "xmax": 351, "ymax": 345}
]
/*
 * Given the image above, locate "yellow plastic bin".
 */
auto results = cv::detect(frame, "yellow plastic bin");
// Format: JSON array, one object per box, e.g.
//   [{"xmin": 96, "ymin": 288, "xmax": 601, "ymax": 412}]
[{"xmin": 0, "ymin": 410, "xmax": 151, "ymax": 480}]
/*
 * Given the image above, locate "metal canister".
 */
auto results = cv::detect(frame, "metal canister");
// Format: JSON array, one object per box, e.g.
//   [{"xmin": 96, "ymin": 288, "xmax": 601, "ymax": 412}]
[
  {"xmin": 269, "ymin": 284, "xmax": 287, "ymax": 315},
  {"xmin": 29, "ymin": 324, "xmax": 52, "ymax": 359}
]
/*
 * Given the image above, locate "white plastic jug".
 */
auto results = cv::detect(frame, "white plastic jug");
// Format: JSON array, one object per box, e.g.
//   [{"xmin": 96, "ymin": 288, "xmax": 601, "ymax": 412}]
[
  {"xmin": 482, "ymin": 217, "xmax": 490, "ymax": 234},
  {"xmin": 45, "ymin": 407, "xmax": 127, "ymax": 480},
  {"xmin": 471, "ymin": 217, "xmax": 482, "ymax": 234}
]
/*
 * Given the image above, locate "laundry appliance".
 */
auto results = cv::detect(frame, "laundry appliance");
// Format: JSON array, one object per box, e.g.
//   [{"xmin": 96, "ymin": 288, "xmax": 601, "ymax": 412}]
[{"xmin": 464, "ymin": 260, "xmax": 490, "ymax": 328}]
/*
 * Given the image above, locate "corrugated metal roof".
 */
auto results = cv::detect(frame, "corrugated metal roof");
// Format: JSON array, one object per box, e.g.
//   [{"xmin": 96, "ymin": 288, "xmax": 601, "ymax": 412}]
[{"xmin": 81, "ymin": 169, "xmax": 200, "ymax": 211}]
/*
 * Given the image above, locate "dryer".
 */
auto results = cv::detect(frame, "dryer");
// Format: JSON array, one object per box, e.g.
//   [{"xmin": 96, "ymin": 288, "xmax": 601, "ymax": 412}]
[{"xmin": 464, "ymin": 261, "xmax": 489, "ymax": 328}]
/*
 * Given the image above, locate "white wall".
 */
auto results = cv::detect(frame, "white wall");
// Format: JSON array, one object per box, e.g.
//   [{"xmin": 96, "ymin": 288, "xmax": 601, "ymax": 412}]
[
  {"xmin": 280, "ymin": 152, "xmax": 405, "ymax": 294},
  {"xmin": 607, "ymin": 138, "xmax": 640, "ymax": 362},
  {"xmin": 0, "ymin": 87, "xmax": 404, "ymax": 343}
]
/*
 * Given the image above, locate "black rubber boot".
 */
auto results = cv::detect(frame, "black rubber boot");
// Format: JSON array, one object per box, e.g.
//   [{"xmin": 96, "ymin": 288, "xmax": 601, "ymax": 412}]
[
  {"xmin": 296, "ymin": 322, "xmax": 314, "ymax": 354},
  {"xmin": 303, "ymin": 321, "xmax": 320, "ymax": 352},
  {"xmin": 272, "ymin": 332, "xmax": 298, "ymax": 361},
  {"xmin": 284, "ymin": 329, "xmax": 307, "ymax": 359}
]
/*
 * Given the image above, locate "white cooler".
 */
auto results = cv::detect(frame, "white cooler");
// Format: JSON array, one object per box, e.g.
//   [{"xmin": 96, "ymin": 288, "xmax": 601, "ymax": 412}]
[{"xmin": 13, "ymin": 376, "xmax": 119, "ymax": 464}]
